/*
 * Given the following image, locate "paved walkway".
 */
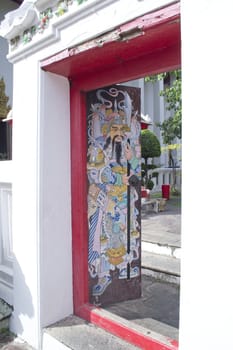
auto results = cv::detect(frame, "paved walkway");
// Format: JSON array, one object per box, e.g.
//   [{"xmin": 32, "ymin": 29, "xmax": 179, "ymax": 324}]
[
  {"xmin": 104, "ymin": 194, "xmax": 181, "ymax": 342},
  {"xmin": 141, "ymin": 195, "xmax": 181, "ymax": 280},
  {"xmin": 142, "ymin": 195, "xmax": 181, "ymax": 247}
]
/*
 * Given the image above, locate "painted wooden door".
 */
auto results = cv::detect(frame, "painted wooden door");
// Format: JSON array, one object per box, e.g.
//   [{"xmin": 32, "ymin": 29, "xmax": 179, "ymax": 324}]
[{"xmin": 86, "ymin": 85, "xmax": 141, "ymax": 306}]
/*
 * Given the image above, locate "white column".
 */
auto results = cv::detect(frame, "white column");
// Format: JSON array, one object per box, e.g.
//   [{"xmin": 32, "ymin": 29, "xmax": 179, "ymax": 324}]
[
  {"xmin": 10, "ymin": 59, "xmax": 41, "ymax": 348},
  {"xmin": 0, "ymin": 175, "xmax": 13, "ymax": 305},
  {"xmin": 39, "ymin": 71, "xmax": 73, "ymax": 329},
  {"xmin": 138, "ymin": 78, "xmax": 145, "ymax": 113},
  {"xmin": 10, "ymin": 62, "xmax": 73, "ymax": 349},
  {"xmin": 180, "ymin": 1, "xmax": 233, "ymax": 349}
]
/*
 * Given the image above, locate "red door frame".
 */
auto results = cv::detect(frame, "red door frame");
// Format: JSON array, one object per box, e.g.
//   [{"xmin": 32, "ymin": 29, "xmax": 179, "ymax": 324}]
[{"xmin": 42, "ymin": 3, "xmax": 181, "ymax": 349}]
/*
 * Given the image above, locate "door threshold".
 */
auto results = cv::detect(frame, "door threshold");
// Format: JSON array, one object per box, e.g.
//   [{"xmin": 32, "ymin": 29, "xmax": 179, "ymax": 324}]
[{"xmin": 44, "ymin": 310, "xmax": 178, "ymax": 350}]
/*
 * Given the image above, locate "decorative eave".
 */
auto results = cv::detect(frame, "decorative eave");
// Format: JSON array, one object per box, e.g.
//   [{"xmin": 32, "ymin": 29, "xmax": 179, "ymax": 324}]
[
  {"xmin": 0, "ymin": 0, "xmax": 89, "ymax": 51},
  {"xmin": 0, "ymin": 1, "xmax": 39, "ymax": 40},
  {"xmin": 0, "ymin": 0, "xmax": 179, "ymax": 64}
]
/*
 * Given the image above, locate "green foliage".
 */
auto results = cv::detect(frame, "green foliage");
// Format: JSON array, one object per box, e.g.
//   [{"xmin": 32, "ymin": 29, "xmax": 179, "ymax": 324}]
[
  {"xmin": 146, "ymin": 179, "xmax": 154, "ymax": 190},
  {"xmin": 145, "ymin": 70, "xmax": 182, "ymax": 144},
  {"xmin": 159, "ymin": 71, "xmax": 181, "ymax": 143},
  {"xmin": 144, "ymin": 72, "xmax": 166, "ymax": 83},
  {"xmin": 141, "ymin": 129, "xmax": 161, "ymax": 189},
  {"xmin": 141, "ymin": 163, "xmax": 157, "ymax": 172},
  {"xmin": 141, "ymin": 129, "xmax": 161, "ymax": 160},
  {"xmin": 0, "ymin": 77, "xmax": 11, "ymax": 119},
  {"xmin": 141, "ymin": 163, "xmax": 158, "ymax": 188}
]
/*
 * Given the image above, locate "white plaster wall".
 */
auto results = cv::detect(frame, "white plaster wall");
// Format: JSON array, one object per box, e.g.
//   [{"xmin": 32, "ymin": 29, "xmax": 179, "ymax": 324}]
[
  {"xmin": 179, "ymin": 0, "xmax": 233, "ymax": 349},
  {"xmin": 0, "ymin": 161, "xmax": 13, "ymax": 183},
  {"xmin": 0, "ymin": 161, "xmax": 13, "ymax": 307},
  {"xmin": 0, "ymin": 178, "xmax": 13, "ymax": 305},
  {"xmin": 10, "ymin": 58, "xmax": 41, "ymax": 347},
  {"xmin": 39, "ymin": 71, "xmax": 72, "ymax": 328},
  {"xmin": 9, "ymin": 58, "xmax": 72, "ymax": 348}
]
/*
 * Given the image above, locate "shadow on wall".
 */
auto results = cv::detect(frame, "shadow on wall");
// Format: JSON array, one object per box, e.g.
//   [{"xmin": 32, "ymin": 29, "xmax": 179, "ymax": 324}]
[{"xmin": 10, "ymin": 256, "xmax": 34, "ymax": 335}]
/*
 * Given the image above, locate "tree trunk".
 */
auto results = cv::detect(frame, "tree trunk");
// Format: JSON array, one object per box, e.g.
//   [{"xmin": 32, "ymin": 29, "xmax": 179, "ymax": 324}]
[
  {"xmin": 169, "ymin": 149, "xmax": 177, "ymax": 193},
  {"xmin": 145, "ymin": 158, "xmax": 148, "ymax": 186}
]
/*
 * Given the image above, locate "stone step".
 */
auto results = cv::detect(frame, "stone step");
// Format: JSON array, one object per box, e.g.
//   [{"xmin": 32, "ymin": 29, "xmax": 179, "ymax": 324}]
[
  {"xmin": 142, "ymin": 250, "xmax": 180, "ymax": 285},
  {"xmin": 43, "ymin": 315, "xmax": 141, "ymax": 350},
  {"xmin": 142, "ymin": 240, "xmax": 181, "ymax": 259}
]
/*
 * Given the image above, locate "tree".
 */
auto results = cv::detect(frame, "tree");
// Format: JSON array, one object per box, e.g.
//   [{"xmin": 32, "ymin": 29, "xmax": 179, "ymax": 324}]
[
  {"xmin": 141, "ymin": 129, "xmax": 161, "ymax": 189},
  {"xmin": 145, "ymin": 69, "xmax": 181, "ymax": 144},
  {"xmin": 145, "ymin": 70, "xmax": 182, "ymax": 193},
  {"xmin": 0, "ymin": 77, "xmax": 11, "ymax": 160},
  {"xmin": 0, "ymin": 77, "xmax": 11, "ymax": 119},
  {"xmin": 158, "ymin": 70, "xmax": 181, "ymax": 144}
]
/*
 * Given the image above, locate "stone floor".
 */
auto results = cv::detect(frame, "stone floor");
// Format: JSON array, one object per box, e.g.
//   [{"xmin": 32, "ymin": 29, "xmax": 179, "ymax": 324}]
[
  {"xmin": 104, "ymin": 274, "xmax": 180, "ymax": 341},
  {"xmin": 0, "ymin": 334, "xmax": 35, "ymax": 350}
]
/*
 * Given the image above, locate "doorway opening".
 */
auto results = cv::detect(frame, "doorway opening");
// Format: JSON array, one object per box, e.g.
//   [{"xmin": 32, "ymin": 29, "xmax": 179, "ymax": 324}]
[
  {"xmin": 85, "ymin": 78, "xmax": 180, "ymax": 344},
  {"xmin": 41, "ymin": 3, "xmax": 181, "ymax": 349}
]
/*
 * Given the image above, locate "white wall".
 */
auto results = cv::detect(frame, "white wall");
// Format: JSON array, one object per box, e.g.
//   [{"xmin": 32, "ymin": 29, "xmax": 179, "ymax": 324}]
[
  {"xmin": 10, "ymin": 58, "xmax": 41, "ymax": 347},
  {"xmin": 0, "ymin": 161, "xmax": 13, "ymax": 304},
  {"xmin": 180, "ymin": 0, "xmax": 233, "ymax": 349},
  {"xmin": 9, "ymin": 56, "xmax": 72, "ymax": 348},
  {"xmin": 39, "ymin": 71, "xmax": 72, "ymax": 328},
  {"xmin": 5, "ymin": 0, "xmax": 233, "ymax": 349}
]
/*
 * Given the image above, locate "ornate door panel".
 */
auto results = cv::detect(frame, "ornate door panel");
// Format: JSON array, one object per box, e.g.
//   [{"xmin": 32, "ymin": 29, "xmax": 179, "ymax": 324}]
[{"xmin": 86, "ymin": 85, "xmax": 141, "ymax": 306}]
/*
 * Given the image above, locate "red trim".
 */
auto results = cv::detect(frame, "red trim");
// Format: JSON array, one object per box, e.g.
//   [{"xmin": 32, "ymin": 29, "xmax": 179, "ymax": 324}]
[
  {"xmin": 41, "ymin": 1, "xmax": 180, "ymax": 72},
  {"xmin": 44, "ymin": 3, "xmax": 180, "ymax": 349},
  {"xmin": 70, "ymin": 82, "xmax": 89, "ymax": 311},
  {"xmin": 75, "ymin": 43, "xmax": 180, "ymax": 91},
  {"xmin": 41, "ymin": 4, "xmax": 180, "ymax": 81},
  {"xmin": 78, "ymin": 304, "xmax": 178, "ymax": 350}
]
